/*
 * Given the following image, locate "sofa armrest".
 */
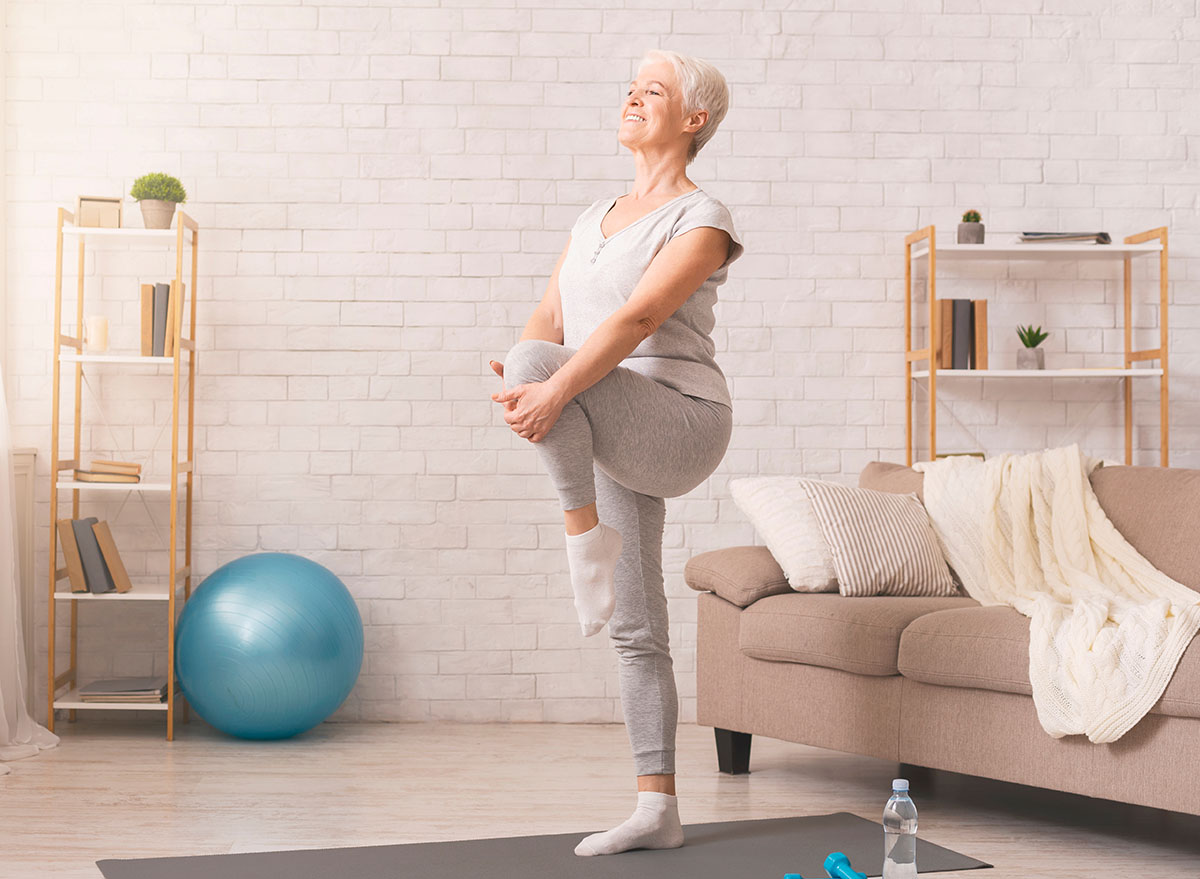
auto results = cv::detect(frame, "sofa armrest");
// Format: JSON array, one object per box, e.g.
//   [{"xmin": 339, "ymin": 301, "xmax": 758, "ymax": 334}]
[{"xmin": 684, "ymin": 546, "xmax": 792, "ymax": 608}]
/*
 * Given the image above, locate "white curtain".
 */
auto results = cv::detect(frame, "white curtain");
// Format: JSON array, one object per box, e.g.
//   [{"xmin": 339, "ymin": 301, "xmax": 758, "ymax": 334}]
[{"xmin": 0, "ymin": 367, "xmax": 57, "ymax": 774}]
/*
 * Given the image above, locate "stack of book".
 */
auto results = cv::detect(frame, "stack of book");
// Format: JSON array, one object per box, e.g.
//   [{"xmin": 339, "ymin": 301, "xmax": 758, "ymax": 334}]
[
  {"xmin": 140, "ymin": 279, "xmax": 186, "ymax": 356},
  {"xmin": 57, "ymin": 515, "xmax": 133, "ymax": 594},
  {"xmin": 79, "ymin": 677, "xmax": 168, "ymax": 703},
  {"xmin": 73, "ymin": 458, "xmax": 141, "ymax": 484},
  {"xmin": 937, "ymin": 299, "xmax": 988, "ymax": 370}
]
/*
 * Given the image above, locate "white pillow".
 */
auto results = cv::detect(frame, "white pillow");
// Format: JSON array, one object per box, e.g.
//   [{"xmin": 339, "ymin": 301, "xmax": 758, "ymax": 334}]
[{"xmin": 729, "ymin": 477, "xmax": 838, "ymax": 593}]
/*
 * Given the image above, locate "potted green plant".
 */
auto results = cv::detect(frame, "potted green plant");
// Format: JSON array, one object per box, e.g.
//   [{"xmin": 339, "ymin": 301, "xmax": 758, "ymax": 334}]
[
  {"xmin": 129, "ymin": 172, "xmax": 187, "ymax": 230},
  {"xmin": 1016, "ymin": 324, "xmax": 1049, "ymax": 369},
  {"xmin": 958, "ymin": 209, "xmax": 984, "ymax": 244}
]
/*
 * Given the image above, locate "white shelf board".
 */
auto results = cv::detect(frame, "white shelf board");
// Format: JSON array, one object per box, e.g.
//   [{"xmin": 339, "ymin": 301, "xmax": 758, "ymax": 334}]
[
  {"xmin": 56, "ymin": 478, "xmax": 181, "ymax": 492},
  {"xmin": 54, "ymin": 687, "xmax": 177, "ymax": 712},
  {"xmin": 60, "ymin": 353, "xmax": 177, "ymax": 365},
  {"xmin": 910, "ymin": 240, "xmax": 1162, "ymax": 261},
  {"xmin": 54, "ymin": 582, "xmax": 183, "ymax": 601},
  {"xmin": 62, "ymin": 226, "xmax": 187, "ymax": 243},
  {"xmin": 912, "ymin": 368, "xmax": 1164, "ymax": 379}
]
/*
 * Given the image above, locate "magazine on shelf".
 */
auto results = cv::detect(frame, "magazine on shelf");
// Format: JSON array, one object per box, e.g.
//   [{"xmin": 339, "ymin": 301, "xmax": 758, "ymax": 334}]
[
  {"xmin": 1019, "ymin": 231, "xmax": 1111, "ymax": 244},
  {"xmin": 79, "ymin": 676, "xmax": 168, "ymax": 703}
]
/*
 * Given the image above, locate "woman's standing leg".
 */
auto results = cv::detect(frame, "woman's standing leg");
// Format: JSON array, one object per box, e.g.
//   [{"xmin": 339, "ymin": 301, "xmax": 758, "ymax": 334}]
[
  {"xmin": 574, "ymin": 466, "xmax": 684, "ymax": 856},
  {"xmin": 596, "ymin": 467, "xmax": 676, "ymax": 778}
]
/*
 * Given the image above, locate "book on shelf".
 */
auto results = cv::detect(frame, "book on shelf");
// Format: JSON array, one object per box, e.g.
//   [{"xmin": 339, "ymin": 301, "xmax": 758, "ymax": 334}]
[
  {"xmin": 1019, "ymin": 231, "xmax": 1111, "ymax": 245},
  {"xmin": 79, "ymin": 676, "xmax": 168, "ymax": 703},
  {"xmin": 91, "ymin": 458, "xmax": 142, "ymax": 477},
  {"xmin": 140, "ymin": 284, "xmax": 154, "ymax": 355},
  {"xmin": 73, "ymin": 470, "xmax": 140, "ymax": 483},
  {"xmin": 972, "ymin": 300, "xmax": 988, "ymax": 369},
  {"xmin": 56, "ymin": 518, "xmax": 89, "ymax": 593},
  {"xmin": 92, "ymin": 520, "xmax": 133, "ymax": 593},
  {"xmin": 938, "ymin": 300, "xmax": 953, "ymax": 370},
  {"xmin": 936, "ymin": 299, "xmax": 987, "ymax": 370},
  {"xmin": 70, "ymin": 516, "xmax": 113, "ymax": 593},
  {"xmin": 140, "ymin": 280, "xmax": 186, "ymax": 357},
  {"xmin": 952, "ymin": 300, "xmax": 971, "ymax": 369}
]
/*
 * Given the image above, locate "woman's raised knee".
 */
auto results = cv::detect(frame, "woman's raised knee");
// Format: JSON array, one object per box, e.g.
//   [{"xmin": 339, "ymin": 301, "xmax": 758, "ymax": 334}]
[{"xmin": 504, "ymin": 339, "xmax": 569, "ymax": 385}]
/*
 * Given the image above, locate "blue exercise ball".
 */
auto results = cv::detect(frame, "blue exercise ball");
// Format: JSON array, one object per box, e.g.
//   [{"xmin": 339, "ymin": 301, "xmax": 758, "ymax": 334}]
[{"xmin": 175, "ymin": 552, "xmax": 363, "ymax": 740}]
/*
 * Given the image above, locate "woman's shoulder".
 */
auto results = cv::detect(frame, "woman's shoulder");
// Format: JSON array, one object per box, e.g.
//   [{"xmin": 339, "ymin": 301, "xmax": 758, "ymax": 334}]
[
  {"xmin": 672, "ymin": 189, "xmax": 738, "ymax": 234},
  {"xmin": 686, "ymin": 189, "xmax": 733, "ymax": 216}
]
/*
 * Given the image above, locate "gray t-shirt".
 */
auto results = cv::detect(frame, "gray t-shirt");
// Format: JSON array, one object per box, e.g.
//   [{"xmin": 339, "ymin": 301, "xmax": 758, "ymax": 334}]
[{"xmin": 559, "ymin": 188, "xmax": 744, "ymax": 409}]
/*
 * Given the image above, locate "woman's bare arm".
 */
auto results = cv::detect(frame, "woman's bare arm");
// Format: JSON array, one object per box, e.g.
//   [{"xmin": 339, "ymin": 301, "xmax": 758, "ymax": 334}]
[{"xmin": 518, "ymin": 237, "xmax": 569, "ymax": 345}]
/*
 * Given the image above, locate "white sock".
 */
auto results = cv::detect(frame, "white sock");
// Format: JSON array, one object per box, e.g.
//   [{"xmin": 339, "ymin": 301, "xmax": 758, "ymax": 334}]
[
  {"xmin": 574, "ymin": 791, "xmax": 684, "ymax": 856},
  {"xmin": 563, "ymin": 522, "xmax": 622, "ymax": 637}
]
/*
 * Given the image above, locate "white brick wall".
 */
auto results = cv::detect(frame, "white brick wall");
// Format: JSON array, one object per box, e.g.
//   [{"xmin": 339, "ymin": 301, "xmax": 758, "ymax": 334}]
[{"xmin": 10, "ymin": 0, "xmax": 1199, "ymax": 728}]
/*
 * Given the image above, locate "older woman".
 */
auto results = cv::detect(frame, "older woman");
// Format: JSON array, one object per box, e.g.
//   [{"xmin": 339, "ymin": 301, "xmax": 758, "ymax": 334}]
[{"xmin": 489, "ymin": 49, "xmax": 743, "ymax": 856}]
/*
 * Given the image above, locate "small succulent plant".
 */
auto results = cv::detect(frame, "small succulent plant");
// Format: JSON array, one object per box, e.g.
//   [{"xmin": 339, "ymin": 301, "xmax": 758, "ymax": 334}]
[
  {"xmin": 1016, "ymin": 324, "xmax": 1049, "ymax": 348},
  {"xmin": 130, "ymin": 172, "xmax": 187, "ymax": 204},
  {"xmin": 962, "ymin": 209, "xmax": 982, "ymax": 223}
]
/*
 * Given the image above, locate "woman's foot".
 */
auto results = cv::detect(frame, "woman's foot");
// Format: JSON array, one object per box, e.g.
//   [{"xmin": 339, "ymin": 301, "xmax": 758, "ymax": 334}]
[
  {"xmin": 564, "ymin": 522, "xmax": 622, "ymax": 636},
  {"xmin": 574, "ymin": 791, "xmax": 684, "ymax": 856}
]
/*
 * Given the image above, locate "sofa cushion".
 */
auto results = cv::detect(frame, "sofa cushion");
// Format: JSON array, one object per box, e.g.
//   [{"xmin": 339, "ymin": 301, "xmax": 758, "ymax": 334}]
[
  {"xmin": 898, "ymin": 606, "xmax": 1033, "ymax": 696},
  {"xmin": 1091, "ymin": 466, "xmax": 1200, "ymax": 593},
  {"xmin": 898, "ymin": 606, "xmax": 1200, "ymax": 719},
  {"xmin": 739, "ymin": 593, "xmax": 980, "ymax": 676},
  {"xmin": 684, "ymin": 546, "xmax": 792, "ymax": 608},
  {"xmin": 859, "ymin": 460, "xmax": 924, "ymax": 501}
]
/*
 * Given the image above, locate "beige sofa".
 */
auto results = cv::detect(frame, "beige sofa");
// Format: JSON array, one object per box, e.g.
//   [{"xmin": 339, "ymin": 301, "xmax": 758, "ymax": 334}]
[{"xmin": 685, "ymin": 462, "xmax": 1200, "ymax": 816}]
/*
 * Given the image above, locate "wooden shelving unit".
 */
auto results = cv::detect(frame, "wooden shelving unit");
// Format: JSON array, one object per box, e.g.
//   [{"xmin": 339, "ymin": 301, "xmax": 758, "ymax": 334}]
[
  {"xmin": 903, "ymin": 226, "xmax": 1168, "ymax": 467},
  {"xmin": 48, "ymin": 208, "xmax": 199, "ymax": 740}
]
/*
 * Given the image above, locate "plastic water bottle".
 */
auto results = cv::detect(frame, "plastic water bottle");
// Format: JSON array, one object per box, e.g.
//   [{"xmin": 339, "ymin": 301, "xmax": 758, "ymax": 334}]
[{"xmin": 883, "ymin": 778, "xmax": 918, "ymax": 879}]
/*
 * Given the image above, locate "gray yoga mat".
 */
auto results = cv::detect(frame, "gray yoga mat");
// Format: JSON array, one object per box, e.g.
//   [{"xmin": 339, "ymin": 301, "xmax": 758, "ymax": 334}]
[{"xmin": 97, "ymin": 811, "xmax": 990, "ymax": 878}]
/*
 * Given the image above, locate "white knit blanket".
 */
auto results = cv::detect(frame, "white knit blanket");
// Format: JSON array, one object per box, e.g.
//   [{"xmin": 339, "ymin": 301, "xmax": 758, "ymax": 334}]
[{"xmin": 913, "ymin": 445, "xmax": 1200, "ymax": 742}]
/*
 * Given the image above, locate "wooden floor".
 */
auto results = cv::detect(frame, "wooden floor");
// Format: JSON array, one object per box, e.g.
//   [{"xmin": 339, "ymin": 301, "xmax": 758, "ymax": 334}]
[{"xmin": 4, "ymin": 718, "xmax": 1200, "ymax": 878}]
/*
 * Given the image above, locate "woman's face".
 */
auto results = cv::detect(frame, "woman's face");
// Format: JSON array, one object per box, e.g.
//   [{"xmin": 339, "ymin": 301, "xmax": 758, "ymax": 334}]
[{"xmin": 619, "ymin": 59, "xmax": 692, "ymax": 154}]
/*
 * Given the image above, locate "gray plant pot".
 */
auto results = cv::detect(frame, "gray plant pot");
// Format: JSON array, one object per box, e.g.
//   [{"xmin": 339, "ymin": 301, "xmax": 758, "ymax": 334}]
[
  {"xmin": 1017, "ymin": 347, "xmax": 1045, "ymax": 370},
  {"xmin": 958, "ymin": 222, "xmax": 985, "ymax": 244},
  {"xmin": 139, "ymin": 199, "xmax": 177, "ymax": 230}
]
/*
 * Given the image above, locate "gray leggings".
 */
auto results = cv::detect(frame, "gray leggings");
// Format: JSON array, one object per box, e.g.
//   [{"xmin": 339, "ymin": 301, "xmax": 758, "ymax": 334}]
[{"xmin": 503, "ymin": 339, "xmax": 733, "ymax": 776}]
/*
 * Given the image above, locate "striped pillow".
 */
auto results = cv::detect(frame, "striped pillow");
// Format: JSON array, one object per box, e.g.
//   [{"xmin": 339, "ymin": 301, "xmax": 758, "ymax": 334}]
[{"xmin": 800, "ymin": 479, "xmax": 957, "ymax": 597}]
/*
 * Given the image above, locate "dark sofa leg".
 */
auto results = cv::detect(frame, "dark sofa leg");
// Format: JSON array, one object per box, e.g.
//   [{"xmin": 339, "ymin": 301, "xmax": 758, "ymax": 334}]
[{"xmin": 714, "ymin": 727, "xmax": 752, "ymax": 774}]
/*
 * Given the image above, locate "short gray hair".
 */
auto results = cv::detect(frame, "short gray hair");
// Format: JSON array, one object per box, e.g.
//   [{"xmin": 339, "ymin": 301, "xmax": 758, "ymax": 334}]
[{"xmin": 638, "ymin": 49, "xmax": 729, "ymax": 165}]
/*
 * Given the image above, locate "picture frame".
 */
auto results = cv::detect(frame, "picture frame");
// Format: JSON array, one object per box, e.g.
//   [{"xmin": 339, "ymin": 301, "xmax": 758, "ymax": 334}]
[{"xmin": 75, "ymin": 195, "xmax": 123, "ymax": 229}]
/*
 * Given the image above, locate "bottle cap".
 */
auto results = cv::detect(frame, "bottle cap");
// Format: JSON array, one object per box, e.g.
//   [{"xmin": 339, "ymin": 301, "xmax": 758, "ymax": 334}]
[{"xmin": 892, "ymin": 778, "xmax": 909, "ymax": 792}]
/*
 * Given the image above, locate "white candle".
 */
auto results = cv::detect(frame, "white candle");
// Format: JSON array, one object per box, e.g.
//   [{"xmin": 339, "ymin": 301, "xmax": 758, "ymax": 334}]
[{"xmin": 85, "ymin": 315, "xmax": 109, "ymax": 353}]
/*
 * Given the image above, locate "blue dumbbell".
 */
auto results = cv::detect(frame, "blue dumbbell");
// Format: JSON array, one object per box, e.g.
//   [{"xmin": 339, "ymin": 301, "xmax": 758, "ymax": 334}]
[
  {"xmin": 784, "ymin": 851, "xmax": 867, "ymax": 879},
  {"xmin": 824, "ymin": 852, "xmax": 867, "ymax": 879}
]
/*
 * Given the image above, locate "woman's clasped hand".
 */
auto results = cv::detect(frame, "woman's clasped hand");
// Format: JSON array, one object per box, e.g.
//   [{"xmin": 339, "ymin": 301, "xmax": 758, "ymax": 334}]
[{"xmin": 489, "ymin": 358, "xmax": 566, "ymax": 444}]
